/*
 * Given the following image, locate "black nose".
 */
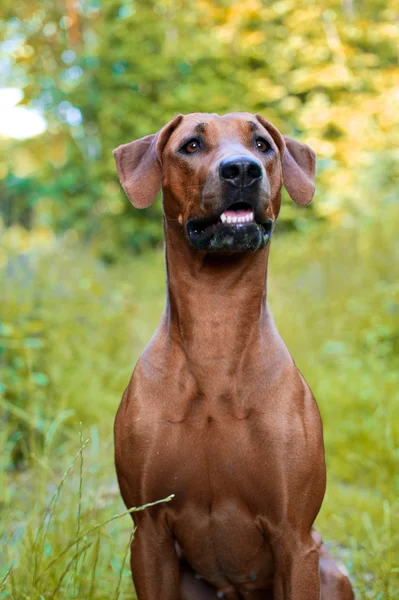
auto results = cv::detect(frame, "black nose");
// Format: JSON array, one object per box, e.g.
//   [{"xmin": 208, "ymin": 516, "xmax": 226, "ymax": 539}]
[{"xmin": 219, "ymin": 156, "xmax": 263, "ymax": 188}]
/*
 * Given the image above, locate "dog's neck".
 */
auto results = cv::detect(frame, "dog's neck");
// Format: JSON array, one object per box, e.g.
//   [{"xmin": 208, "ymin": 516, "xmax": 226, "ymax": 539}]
[{"xmin": 162, "ymin": 219, "xmax": 272, "ymax": 382}]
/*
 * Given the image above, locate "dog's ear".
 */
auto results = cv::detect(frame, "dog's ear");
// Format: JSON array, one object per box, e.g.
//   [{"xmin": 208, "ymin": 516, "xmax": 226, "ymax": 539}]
[
  {"xmin": 113, "ymin": 115, "xmax": 183, "ymax": 208},
  {"xmin": 282, "ymin": 136, "xmax": 316, "ymax": 206},
  {"xmin": 113, "ymin": 133, "xmax": 159, "ymax": 209},
  {"xmin": 255, "ymin": 114, "xmax": 316, "ymax": 206}
]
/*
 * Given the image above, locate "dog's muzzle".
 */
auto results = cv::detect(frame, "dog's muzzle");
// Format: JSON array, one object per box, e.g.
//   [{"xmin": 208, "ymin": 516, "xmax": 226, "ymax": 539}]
[{"xmin": 186, "ymin": 202, "xmax": 274, "ymax": 253}]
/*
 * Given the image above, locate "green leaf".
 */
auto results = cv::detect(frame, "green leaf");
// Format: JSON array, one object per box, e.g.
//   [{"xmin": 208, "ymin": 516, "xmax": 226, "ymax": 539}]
[{"xmin": 31, "ymin": 372, "xmax": 49, "ymax": 386}]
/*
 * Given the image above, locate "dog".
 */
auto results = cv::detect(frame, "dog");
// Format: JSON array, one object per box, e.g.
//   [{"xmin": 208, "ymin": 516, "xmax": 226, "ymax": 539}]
[{"xmin": 113, "ymin": 112, "xmax": 355, "ymax": 599}]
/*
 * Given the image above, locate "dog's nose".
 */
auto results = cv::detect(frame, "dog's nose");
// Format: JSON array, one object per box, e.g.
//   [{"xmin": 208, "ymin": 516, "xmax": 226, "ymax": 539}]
[{"xmin": 219, "ymin": 156, "xmax": 263, "ymax": 188}]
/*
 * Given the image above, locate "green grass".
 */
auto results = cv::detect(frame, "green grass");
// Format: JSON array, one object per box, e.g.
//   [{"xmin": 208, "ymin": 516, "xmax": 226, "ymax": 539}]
[{"xmin": 1, "ymin": 209, "xmax": 398, "ymax": 598}]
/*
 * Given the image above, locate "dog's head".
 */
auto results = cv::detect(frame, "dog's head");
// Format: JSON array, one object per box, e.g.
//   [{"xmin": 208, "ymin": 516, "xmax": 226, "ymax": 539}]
[{"xmin": 113, "ymin": 112, "xmax": 316, "ymax": 252}]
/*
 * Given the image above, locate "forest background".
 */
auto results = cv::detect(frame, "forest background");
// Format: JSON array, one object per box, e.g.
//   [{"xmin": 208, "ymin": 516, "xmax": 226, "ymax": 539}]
[{"xmin": 1, "ymin": 1, "xmax": 398, "ymax": 598}]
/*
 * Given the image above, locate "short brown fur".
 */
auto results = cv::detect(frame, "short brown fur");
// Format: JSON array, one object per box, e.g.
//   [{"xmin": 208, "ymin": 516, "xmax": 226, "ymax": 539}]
[{"xmin": 113, "ymin": 112, "xmax": 355, "ymax": 599}]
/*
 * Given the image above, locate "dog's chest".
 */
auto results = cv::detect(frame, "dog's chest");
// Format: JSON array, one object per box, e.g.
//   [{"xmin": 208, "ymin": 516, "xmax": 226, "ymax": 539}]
[
  {"xmin": 134, "ymin": 395, "xmax": 305, "ymax": 509},
  {"xmin": 135, "ymin": 404, "xmax": 281, "ymax": 589}
]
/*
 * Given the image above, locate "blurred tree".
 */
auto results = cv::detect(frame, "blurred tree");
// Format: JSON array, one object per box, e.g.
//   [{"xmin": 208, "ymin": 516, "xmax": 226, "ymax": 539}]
[{"xmin": 0, "ymin": 0, "xmax": 398, "ymax": 254}]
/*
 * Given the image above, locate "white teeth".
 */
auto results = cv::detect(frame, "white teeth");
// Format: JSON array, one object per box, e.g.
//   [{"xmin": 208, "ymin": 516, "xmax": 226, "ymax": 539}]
[{"xmin": 220, "ymin": 212, "xmax": 255, "ymax": 224}]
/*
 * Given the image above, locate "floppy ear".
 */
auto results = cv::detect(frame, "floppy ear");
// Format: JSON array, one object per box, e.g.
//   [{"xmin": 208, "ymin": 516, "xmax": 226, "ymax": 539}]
[
  {"xmin": 255, "ymin": 114, "xmax": 316, "ymax": 206},
  {"xmin": 113, "ymin": 115, "xmax": 183, "ymax": 208},
  {"xmin": 282, "ymin": 136, "xmax": 316, "ymax": 206},
  {"xmin": 113, "ymin": 134, "xmax": 159, "ymax": 208}
]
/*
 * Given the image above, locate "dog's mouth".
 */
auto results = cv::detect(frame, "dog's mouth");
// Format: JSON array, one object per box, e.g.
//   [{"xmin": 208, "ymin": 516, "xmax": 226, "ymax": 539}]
[{"xmin": 186, "ymin": 202, "xmax": 274, "ymax": 252}]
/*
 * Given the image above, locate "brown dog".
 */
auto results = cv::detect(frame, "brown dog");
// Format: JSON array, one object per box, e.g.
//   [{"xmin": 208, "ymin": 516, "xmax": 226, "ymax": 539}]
[{"xmin": 113, "ymin": 113, "xmax": 355, "ymax": 599}]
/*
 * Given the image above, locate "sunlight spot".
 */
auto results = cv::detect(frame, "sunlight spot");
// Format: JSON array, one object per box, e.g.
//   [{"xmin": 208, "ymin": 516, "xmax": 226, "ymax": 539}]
[{"xmin": 0, "ymin": 88, "xmax": 47, "ymax": 139}]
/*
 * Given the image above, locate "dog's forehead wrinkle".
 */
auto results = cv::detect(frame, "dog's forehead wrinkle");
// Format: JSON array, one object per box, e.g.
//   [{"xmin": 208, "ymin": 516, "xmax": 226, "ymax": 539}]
[
  {"xmin": 172, "ymin": 113, "xmax": 262, "ymax": 146},
  {"xmin": 194, "ymin": 122, "xmax": 208, "ymax": 133},
  {"xmin": 246, "ymin": 120, "xmax": 258, "ymax": 132}
]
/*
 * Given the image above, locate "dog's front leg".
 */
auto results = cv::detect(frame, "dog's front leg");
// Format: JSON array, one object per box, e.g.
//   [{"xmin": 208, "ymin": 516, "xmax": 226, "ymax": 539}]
[
  {"xmin": 271, "ymin": 532, "xmax": 320, "ymax": 600},
  {"xmin": 130, "ymin": 517, "xmax": 179, "ymax": 600}
]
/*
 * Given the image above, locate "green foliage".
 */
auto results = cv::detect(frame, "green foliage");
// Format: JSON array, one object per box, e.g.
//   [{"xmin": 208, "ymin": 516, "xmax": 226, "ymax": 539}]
[
  {"xmin": 269, "ymin": 212, "xmax": 399, "ymax": 598},
  {"xmin": 1, "ymin": 206, "xmax": 399, "ymax": 597},
  {"xmin": 0, "ymin": 236, "xmax": 164, "ymax": 466},
  {"xmin": 1, "ymin": 1, "xmax": 398, "ymax": 597},
  {"xmin": 0, "ymin": 0, "xmax": 398, "ymax": 253},
  {"xmin": 0, "ymin": 425, "xmax": 173, "ymax": 599}
]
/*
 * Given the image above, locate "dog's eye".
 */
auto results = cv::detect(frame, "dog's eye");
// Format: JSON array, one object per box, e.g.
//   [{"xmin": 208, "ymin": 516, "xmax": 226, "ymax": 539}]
[
  {"xmin": 255, "ymin": 137, "xmax": 270, "ymax": 153},
  {"xmin": 182, "ymin": 139, "xmax": 201, "ymax": 154}
]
